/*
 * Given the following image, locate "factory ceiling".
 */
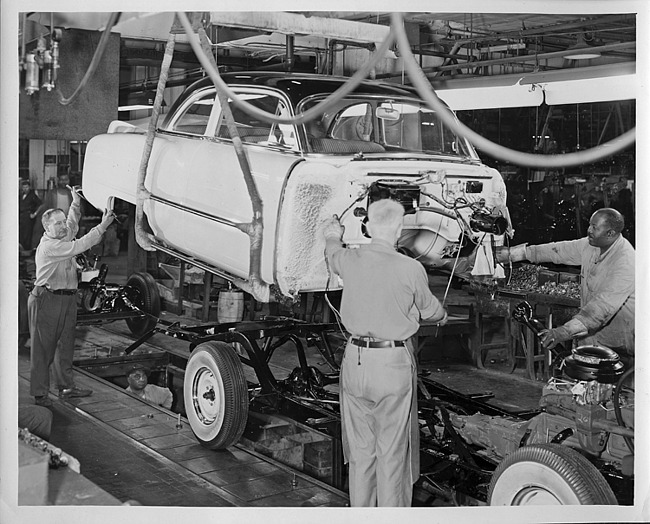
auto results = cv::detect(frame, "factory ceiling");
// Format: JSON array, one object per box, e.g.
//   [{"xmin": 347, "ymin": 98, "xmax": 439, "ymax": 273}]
[{"xmin": 20, "ymin": 11, "xmax": 637, "ymax": 100}]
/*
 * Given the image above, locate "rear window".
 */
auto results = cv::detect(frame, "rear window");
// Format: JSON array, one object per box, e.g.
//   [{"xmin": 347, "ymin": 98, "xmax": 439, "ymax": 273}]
[
  {"xmin": 169, "ymin": 90, "xmax": 216, "ymax": 135},
  {"xmin": 216, "ymin": 92, "xmax": 297, "ymax": 149}
]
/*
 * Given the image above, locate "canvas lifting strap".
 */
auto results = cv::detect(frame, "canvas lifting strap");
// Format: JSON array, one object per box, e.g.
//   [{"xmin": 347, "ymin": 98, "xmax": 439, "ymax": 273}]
[{"xmin": 133, "ymin": 13, "xmax": 270, "ymax": 302}]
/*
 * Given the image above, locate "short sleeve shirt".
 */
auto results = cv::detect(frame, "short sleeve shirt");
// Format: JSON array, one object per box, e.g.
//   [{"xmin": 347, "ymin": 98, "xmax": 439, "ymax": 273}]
[{"xmin": 327, "ymin": 239, "xmax": 445, "ymax": 341}]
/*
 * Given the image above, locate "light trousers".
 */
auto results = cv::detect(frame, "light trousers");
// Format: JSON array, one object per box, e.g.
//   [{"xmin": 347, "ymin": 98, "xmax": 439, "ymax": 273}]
[{"xmin": 340, "ymin": 341, "xmax": 417, "ymax": 507}]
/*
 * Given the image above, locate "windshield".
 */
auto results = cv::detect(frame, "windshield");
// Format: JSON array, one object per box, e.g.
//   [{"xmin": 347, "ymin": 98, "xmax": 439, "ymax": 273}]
[{"xmin": 299, "ymin": 96, "xmax": 476, "ymax": 157}]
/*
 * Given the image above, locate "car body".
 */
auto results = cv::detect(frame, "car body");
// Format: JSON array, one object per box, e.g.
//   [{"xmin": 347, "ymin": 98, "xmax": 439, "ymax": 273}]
[{"xmin": 82, "ymin": 72, "xmax": 511, "ymax": 301}]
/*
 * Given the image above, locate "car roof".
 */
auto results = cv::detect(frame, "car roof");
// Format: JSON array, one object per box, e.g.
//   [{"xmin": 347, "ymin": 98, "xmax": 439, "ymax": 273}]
[{"xmin": 163, "ymin": 71, "xmax": 422, "ymax": 123}]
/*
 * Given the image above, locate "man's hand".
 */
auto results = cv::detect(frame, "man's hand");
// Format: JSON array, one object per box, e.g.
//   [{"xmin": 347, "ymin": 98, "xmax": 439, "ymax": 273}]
[
  {"xmin": 495, "ymin": 243, "xmax": 528, "ymax": 264},
  {"xmin": 436, "ymin": 311, "xmax": 448, "ymax": 327},
  {"xmin": 538, "ymin": 326, "xmax": 571, "ymax": 350},
  {"xmin": 99, "ymin": 208, "xmax": 116, "ymax": 230},
  {"xmin": 495, "ymin": 246, "xmax": 510, "ymax": 264},
  {"xmin": 67, "ymin": 184, "xmax": 82, "ymax": 206},
  {"xmin": 322, "ymin": 215, "xmax": 344, "ymax": 241}
]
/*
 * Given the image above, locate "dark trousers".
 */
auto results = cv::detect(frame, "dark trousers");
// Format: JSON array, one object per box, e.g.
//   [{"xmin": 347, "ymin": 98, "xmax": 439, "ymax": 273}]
[
  {"xmin": 18, "ymin": 405, "xmax": 53, "ymax": 440},
  {"xmin": 19, "ymin": 216, "xmax": 35, "ymax": 251},
  {"xmin": 28, "ymin": 287, "xmax": 77, "ymax": 397}
]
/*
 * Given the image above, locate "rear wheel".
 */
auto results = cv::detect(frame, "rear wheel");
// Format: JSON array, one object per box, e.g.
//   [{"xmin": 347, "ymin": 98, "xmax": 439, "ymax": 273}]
[
  {"xmin": 184, "ymin": 342, "xmax": 249, "ymax": 449},
  {"xmin": 489, "ymin": 443, "xmax": 617, "ymax": 505},
  {"xmin": 124, "ymin": 272, "xmax": 160, "ymax": 337}
]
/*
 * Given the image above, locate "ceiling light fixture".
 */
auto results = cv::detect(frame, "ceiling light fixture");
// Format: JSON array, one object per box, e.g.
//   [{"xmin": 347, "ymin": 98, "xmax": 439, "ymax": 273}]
[
  {"xmin": 565, "ymin": 33, "xmax": 601, "ymax": 60},
  {"xmin": 118, "ymin": 90, "xmax": 166, "ymax": 112}
]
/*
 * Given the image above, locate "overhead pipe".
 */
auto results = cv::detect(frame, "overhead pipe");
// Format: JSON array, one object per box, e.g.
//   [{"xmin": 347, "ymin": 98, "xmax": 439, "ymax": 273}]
[
  {"xmin": 378, "ymin": 40, "xmax": 635, "ymax": 80},
  {"xmin": 324, "ymin": 38, "xmax": 378, "ymax": 76},
  {"xmin": 327, "ymin": 39, "xmax": 336, "ymax": 75},
  {"xmin": 285, "ymin": 34, "xmax": 294, "ymax": 72},
  {"xmin": 255, "ymin": 56, "xmax": 314, "ymax": 72},
  {"xmin": 427, "ymin": 14, "xmax": 635, "ymax": 45},
  {"xmin": 434, "ymin": 41, "xmax": 463, "ymax": 77},
  {"xmin": 431, "ymin": 41, "xmax": 634, "ymax": 73}
]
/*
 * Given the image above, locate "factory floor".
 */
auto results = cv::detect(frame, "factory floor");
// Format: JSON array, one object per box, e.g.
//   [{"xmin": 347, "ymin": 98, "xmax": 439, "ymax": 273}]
[
  {"xmin": 15, "ymin": 249, "xmax": 547, "ymax": 508},
  {"xmin": 17, "ymin": 348, "xmax": 349, "ymax": 508}
]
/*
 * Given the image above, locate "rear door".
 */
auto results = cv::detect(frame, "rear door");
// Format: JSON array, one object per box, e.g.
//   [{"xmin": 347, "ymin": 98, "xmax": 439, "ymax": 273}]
[{"xmin": 179, "ymin": 87, "xmax": 302, "ymax": 282}]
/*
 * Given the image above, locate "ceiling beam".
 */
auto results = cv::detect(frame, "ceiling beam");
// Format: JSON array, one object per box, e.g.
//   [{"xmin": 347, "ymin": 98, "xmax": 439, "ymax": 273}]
[
  {"xmin": 422, "ymin": 41, "xmax": 635, "ymax": 75},
  {"xmin": 209, "ymin": 11, "xmax": 390, "ymax": 44},
  {"xmin": 422, "ymin": 14, "xmax": 635, "ymax": 45}
]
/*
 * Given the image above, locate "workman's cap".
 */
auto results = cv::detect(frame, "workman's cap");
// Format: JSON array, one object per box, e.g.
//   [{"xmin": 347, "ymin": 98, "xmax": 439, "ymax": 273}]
[{"xmin": 126, "ymin": 364, "xmax": 149, "ymax": 377}]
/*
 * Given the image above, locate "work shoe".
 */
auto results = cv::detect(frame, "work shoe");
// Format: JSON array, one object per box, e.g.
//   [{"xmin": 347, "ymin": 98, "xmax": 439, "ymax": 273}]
[
  {"xmin": 34, "ymin": 396, "xmax": 53, "ymax": 408},
  {"xmin": 59, "ymin": 386, "xmax": 92, "ymax": 398}
]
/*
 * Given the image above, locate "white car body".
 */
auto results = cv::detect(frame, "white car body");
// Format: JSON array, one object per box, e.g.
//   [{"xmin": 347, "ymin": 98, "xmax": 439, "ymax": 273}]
[{"xmin": 82, "ymin": 72, "xmax": 511, "ymax": 301}]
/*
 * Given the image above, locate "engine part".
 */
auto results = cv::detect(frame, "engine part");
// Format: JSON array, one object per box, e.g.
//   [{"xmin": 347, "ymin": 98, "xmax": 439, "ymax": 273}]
[
  {"xmin": 464, "ymin": 180, "xmax": 483, "ymax": 193},
  {"xmin": 569, "ymin": 380, "xmax": 615, "ymax": 406},
  {"xmin": 574, "ymin": 403, "xmax": 609, "ymax": 455},
  {"xmin": 448, "ymin": 411, "xmax": 530, "ymax": 462},
  {"xmin": 469, "ymin": 210, "xmax": 508, "ymax": 235},
  {"xmin": 564, "ymin": 345, "xmax": 625, "ymax": 384},
  {"xmin": 613, "ymin": 367, "xmax": 635, "ymax": 454},
  {"xmin": 368, "ymin": 180, "xmax": 420, "ymax": 213}
]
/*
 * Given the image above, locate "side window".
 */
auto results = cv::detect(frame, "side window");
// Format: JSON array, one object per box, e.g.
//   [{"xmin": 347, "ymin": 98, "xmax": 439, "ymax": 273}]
[
  {"xmin": 169, "ymin": 90, "xmax": 216, "ymax": 135},
  {"xmin": 216, "ymin": 92, "xmax": 297, "ymax": 148}
]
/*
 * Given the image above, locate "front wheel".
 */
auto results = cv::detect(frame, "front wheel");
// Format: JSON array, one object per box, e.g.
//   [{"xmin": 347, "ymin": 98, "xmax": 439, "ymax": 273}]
[
  {"xmin": 184, "ymin": 342, "xmax": 249, "ymax": 449},
  {"xmin": 488, "ymin": 443, "xmax": 617, "ymax": 505},
  {"xmin": 124, "ymin": 272, "xmax": 160, "ymax": 337}
]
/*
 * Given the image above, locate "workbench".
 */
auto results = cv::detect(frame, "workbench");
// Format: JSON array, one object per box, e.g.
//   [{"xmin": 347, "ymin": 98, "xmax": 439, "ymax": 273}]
[{"xmin": 470, "ymin": 285, "xmax": 579, "ymax": 380}]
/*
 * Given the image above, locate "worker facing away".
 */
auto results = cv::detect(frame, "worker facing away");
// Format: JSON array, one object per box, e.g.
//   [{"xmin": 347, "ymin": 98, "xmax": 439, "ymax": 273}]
[
  {"xmin": 29, "ymin": 185, "xmax": 115, "ymax": 407},
  {"xmin": 496, "ymin": 207, "xmax": 634, "ymax": 360},
  {"xmin": 322, "ymin": 198, "xmax": 448, "ymax": 507}
]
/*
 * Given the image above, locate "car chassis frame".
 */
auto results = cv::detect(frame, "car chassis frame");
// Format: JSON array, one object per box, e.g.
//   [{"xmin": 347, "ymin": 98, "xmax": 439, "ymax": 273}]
[{"xmin": 115, "ymin": 308, "xmax": 633, "ymax": 506}]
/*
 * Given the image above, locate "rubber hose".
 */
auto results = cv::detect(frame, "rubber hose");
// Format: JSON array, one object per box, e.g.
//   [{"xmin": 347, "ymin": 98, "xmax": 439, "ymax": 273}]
[
  {"xmin": 177, "ymin": 11, "xmax": 396, "ymax": 126},
  {"xmin": 390, "ymin": 12, "xmax": 636, "ymax": 169}
]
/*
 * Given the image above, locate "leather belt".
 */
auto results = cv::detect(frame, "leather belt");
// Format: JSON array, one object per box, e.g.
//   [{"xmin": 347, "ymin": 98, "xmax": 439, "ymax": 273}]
[
  {"xmin": 47, "ymin": 288, "xmax": 77, "ymax": 295},
  {"xmin": 350, "ymin": 337, "xmax": 406, "ymax": 348}
]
